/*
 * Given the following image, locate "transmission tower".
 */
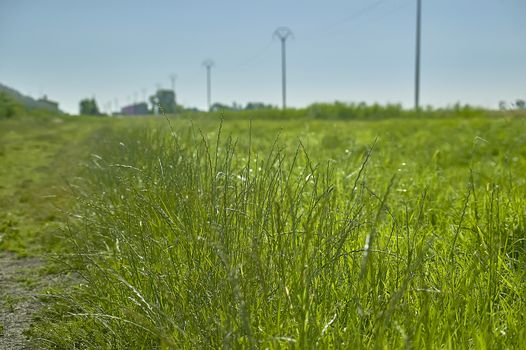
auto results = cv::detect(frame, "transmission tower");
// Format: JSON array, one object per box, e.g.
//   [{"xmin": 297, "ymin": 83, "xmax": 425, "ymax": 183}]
[
  {"xmin": 169, "ymin": 74, "xmax": 178, "ymax": 108},
  {"xmin": 274, "ymin": 27, "xmax": 293, "ymax": 110},
  {"xmin": 415, "ymin": 0, "xmax": 422, "ymax": 112},
  {"xmin": 169, "ymin": 74, "xmax": 177, "ymax": 92},
  {"xmin": 202, "ymin": 59, "xmax": 214, "ymax": 111}
]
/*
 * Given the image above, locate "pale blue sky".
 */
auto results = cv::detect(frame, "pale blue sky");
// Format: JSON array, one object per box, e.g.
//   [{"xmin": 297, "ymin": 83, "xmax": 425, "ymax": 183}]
[{"xmin": 1, "ymin": 0, "xmax": 525, "ymax": 114}]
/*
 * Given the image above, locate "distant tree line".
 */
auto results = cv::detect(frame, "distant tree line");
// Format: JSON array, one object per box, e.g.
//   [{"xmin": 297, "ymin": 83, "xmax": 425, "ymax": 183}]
[
  {"xmin": 79, "ymin": 92, "xmax": 278, "ymax": 116},
  {"xmin": 77, "ymin": 95, "xmax": 526, "ymax": 118},
  {"xmin": 210, "ymin": 101, "xmax": 276, "ymax": 112},
  {"xmin": 499, "ymin": 99, "xmax": 526, "ymax": 110}
]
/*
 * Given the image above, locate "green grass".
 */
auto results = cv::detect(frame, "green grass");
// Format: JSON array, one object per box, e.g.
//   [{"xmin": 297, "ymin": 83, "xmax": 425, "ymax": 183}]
[
  {"xmin": 22, "ymin": 113, "xmax": 526, "ymax": 349},
  {"xmin": 0, "ymin": 116, "xmax": 108, "ymax": 255}
]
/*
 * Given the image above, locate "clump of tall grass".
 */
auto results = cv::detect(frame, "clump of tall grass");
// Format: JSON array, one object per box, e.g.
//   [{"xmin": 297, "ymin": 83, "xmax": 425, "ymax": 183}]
[{"xmin": 33, "ymin": 119, "xmax": 525, "ymax": 349}]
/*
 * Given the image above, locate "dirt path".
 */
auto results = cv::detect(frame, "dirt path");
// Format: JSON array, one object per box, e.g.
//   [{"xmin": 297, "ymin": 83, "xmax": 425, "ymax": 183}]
[
  {"xmin": 0, "ymin": 252, "xmax": 50, "ymax": 349},
  {"xmin": 0, "ymin": 121, "xmax": 67, "ymax": 349}
]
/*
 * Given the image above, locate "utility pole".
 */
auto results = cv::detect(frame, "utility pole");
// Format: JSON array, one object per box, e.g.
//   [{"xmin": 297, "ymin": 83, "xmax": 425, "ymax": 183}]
[
  {"xmin": 415, "ymin": 0, "xmax": 422, "ymax": 112},
  {"xmin": 169, "ymin": 74, "xmax": 177, "ymax": 92},
  {"xmin": 169, "ymin": 74, "xmax": 178, "ymax": 108},
  {"xmin": 202, "ymin": 59, "xmax": 214, "ymax": 111},
  {"xmin": 274, "ymin": 27, "xmax": 293, "ymax": 110},
  {"xmin": 153, "ymin": 83, "xmax": 162, "ymax": 115}
]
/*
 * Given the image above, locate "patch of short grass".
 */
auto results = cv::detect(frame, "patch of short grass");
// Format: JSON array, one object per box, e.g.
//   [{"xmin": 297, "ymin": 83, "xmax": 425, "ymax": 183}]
[{"xmin": 0, "ymin": 117, "xmax": 109, "ymax": 254}]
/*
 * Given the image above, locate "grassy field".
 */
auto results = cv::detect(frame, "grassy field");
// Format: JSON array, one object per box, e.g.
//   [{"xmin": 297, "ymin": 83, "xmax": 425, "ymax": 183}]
[{"xmin": 1, "ymin": 112, "xmax": 526, "ymax": 349}]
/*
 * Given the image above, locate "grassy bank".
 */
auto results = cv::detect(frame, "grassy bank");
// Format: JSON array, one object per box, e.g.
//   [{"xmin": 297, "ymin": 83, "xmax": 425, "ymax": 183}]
[{"xmin": 25, "ymin": 114, "xmax": 526, "ymax": 348}]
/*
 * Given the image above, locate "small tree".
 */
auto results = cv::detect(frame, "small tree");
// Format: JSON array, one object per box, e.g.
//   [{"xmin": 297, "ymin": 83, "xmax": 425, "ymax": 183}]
[
  {"xmin": 79, "ymin": 98, "xmax": 100, "ymax": 115},
  {"xmin": 154, "ymin": 90, "xmax": 176, "ymax": 114},
  {"xmin": 515, "ymin": 99, "xmax": 525, "ymax": 110}
]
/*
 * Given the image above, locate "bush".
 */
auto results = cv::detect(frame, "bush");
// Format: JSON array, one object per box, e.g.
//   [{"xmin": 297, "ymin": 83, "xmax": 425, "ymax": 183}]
[{"xmin": 0, "ymin": 92, "xmax": 23, "ymax": 119}]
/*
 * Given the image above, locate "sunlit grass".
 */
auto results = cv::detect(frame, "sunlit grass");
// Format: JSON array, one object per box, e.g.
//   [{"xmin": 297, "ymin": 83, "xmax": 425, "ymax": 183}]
[{"xmin": 31, "ymin": 115, "xmax": 526, "ymax": 349}]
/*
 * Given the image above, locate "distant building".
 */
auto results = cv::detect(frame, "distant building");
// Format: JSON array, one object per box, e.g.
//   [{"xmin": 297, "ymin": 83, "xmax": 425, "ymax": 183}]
[
  {"xmin": 37, "ymin": 95, "xmax": 60, "ymax": 112},
  {"xmin": 121, "ymin": 102, "xmax": 149, "ymax": 115}
]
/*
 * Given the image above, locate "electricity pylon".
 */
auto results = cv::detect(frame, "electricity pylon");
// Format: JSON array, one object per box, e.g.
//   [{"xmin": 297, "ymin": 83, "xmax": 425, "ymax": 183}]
[
  {"xmin": 169, "ymin": 74, "xmax": 178, "ymax": 110},
  {"xmin": 415, "ymin": 0, "xmax": 422, "ymax": 112},
  {"xmin": 202, "ymin": 59, "xmax": 214, "ymax": 111},
  {"xmin": 274, "ymin": 27, "xmax": 293, "ymax": 110}
]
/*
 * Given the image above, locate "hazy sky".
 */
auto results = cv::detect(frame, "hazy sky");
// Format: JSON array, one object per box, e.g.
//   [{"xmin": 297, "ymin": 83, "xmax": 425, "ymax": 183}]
[{"xmin": 1, "ymin": 0, "xmax": 525, "ymax": 114}]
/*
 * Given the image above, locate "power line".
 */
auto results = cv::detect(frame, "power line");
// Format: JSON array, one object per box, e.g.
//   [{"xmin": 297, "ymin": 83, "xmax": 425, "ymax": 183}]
[
  {"xmin": 310, "ymin": 0, "xmax": 392, "ymax": 38},
  {"xmin": 366, "ymin": 0, "xmax": 414, "ymax": 25},
  {"xmin": 329, "ymin": 0, "xmax": 388, "ymax": 28},
  {"xmin": 231, "ymin": 39, "xmax": 274, "ymax": 70}
]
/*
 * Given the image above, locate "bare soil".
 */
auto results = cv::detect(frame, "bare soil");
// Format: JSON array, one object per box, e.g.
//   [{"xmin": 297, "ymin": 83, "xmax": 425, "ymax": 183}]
[{"xmin": 0, "ymin": 252, "xmax": 53, "ymax": 350}]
